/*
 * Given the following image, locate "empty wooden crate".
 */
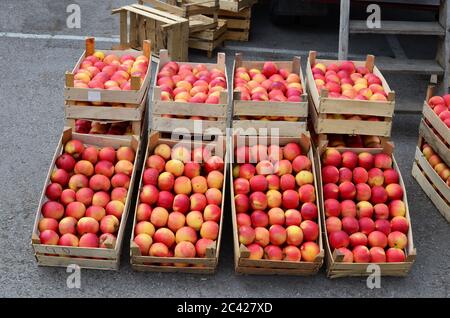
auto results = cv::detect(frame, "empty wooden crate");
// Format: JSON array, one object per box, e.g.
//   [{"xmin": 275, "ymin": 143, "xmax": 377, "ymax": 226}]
[{"xmin": 112, "ymin": 3, "xmax": 189, "ymax": 61}]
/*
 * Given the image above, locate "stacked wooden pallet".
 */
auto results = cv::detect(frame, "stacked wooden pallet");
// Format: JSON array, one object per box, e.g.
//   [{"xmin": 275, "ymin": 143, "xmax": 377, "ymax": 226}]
[{"xmin": 411, "ymin": 76, "xmax": 450, "ymax": 223}]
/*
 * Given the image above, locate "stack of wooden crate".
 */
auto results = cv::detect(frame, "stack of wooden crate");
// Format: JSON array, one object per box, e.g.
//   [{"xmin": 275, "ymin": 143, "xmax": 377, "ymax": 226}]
[
  {"xmin": 31, "ymin": 37, "xmax": 152, "ymax": 270},
  {"xmin": 411, "ymin": 76, "xmax": 450, "ymax": 223},
  {"xmin": 135, "ymin": 0, "xmax": 227, "ymax": 58},
  {"xmin": 64, "ymin": 38, "xmax": 151, "ymax": 141},
  {"xmin": 229, "ymin": 54, "xmax": 325, "ymax": 275},
  {"xmin": 210, "ymin": 0, "xmax": 257, "ymax": 42},
  {"xmin": 305, "ymin": 51, "xmax": 416, "ymax": 278}
]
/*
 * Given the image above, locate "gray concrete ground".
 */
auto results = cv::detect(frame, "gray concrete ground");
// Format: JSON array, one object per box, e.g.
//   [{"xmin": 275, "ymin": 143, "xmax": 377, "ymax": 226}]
[{"xmin": 0, "ymin": 0, "xmax": 449, "ymax": 298}]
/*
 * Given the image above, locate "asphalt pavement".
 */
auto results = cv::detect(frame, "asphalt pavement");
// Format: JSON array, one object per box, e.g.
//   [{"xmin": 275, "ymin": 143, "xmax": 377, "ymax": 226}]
[{"xmin": 0, "ymin": 0, "xmax": 449, "ymax": 298}]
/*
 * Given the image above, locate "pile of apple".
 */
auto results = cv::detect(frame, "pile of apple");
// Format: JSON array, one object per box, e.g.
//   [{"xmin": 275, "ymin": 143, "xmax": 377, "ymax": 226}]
[
  {"xmin": 133, "ymin": 143, "xmax": 224, "ymax": 263},
  {"xmin": 75, "ymin": 119, "xmax": 131, "ymax": 135},
  {"xmin": 234, "ymin": 62, "xmax": 303, "ymax": 102},
  {"xmin": 73, "ymin": 51, "xmax": 148, "ymax": 93},
  {"xmin": 321, "ymin": 148, "xmax": 409, "ymax": 263},
  {"xmin": 422, "ymin": 143, "xmax": 450, "ymax": 186},
  {"xmin": 311, "ymin": 60, "xmax": 388, "ymax": 101},
  {"xmin": 427, "ymin": 95, "xmax": 450, "ymax": 128},
  {"xmin": 156, "ymin": 62, "xmax": 227, "ymax": 105},
  {"xmin": 328, "ymin": 134, "xmax": 383, "ymax": 149},
  {"xmin": 38, "ymin": 140, "xmax": 136, "ymax": 248},
  {"xmin": 233, "ymin": 143, "xmax": 321, "ymax": 262}
]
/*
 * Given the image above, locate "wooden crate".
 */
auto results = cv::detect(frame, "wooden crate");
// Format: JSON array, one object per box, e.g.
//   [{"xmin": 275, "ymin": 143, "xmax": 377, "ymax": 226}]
[
  {"xmin": 306, "ymin": 51, "xmax": 395, "ymax": 137},
  {"xmin": 412, "ymin": 121, "xmax": 450, "ymax": 223},
  {"xmin": 232, "ymin": 53, "xmax": 308, "ymax": 137},
  {"xmin": 314, "ymin": 133, "xmax": 390, "ymax": 152},
  {"xmin": 218, "ymin": 0, "xmax": 257, "ymax": 13},
  {"xmin": 152, "ymin": 49, "xmax": 228, "ymax": 135},
  {"xmin": 189, "ymin": 19, "xmax": 227, "ymax": 58},
  {"xmin": 139, "ymin": 0, "xmax": 220, "ymax": 33},
  {"xmin": 421, "ymin": 79, "xmax": 450, "ymax": 166},
  {"xmin": 65, "ymin": 38, "xmax": 152, "ymax": 105},
  {"xmin": 31, "ymin": 128, "xmax": 143, "ymax": 270},
  {"xmin": 130, "ymin": 131, "xmax": 227, "ymax": 273},
  {"xmin": 230, "ymin": 132, "xmax": 325, "ymax": 275},
  {"xmin": 112, "ymin": 4, "xmax": 189, "ymax": 61},
  {"xmin": 213, "ymin": 6, "xmax": 254, "ymax": 41},
  {"xmin": 64, "ymin": 85, "xmax": 148, "ymax": 122},
  {"xmin": 65, "ymin": 98, "xmax": 149, "ymax": 143},
  {"xmin": 315, "ymin": 144, "xmax": 416, "ymax": 278}
]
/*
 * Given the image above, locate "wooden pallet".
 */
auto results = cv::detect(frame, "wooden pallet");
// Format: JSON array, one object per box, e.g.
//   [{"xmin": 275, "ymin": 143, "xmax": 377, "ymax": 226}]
[
  {"xmin": 232, "ymin": 53, "xmax": 308, "ymax": 137},
  {"xmin": 65, "ymin": 38, "xmax": 152, "ymax": 105},
  {"xmin": 130, "ymin": 131, "xmax": 227, "ymax": 273},
  {"xmin": 112, "ymin": 4, "xmax": 189, "ymax": 61},
  {"xmin": 315, "ymin": 144, "xmax": 416, "ymax": 278},
  {"xmin": 139, "ymin": 0, "xmax": 220, "ymax": 33},
  {"xmin": 152, "ymin": 49, "xmax": 228, "ymax": 135},
  {"xmin": 65, "ymin": 96, "xmax": 149, "ymax": 143},
  {"xmin": 230, "ymin": 132, "xmax": 324, "ymax": 275},
  {"xmin": 31, "ymin": 128, "xmax": 143, "ymax": 270},
  {"xmin": 306, "ymin": 51, "xmax": 395, "ymax": 137}
]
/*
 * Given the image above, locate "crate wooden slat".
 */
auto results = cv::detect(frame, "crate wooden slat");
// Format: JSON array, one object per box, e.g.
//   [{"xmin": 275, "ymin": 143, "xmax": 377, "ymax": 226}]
[
  {"xmin": 315, "ymin": 145, "xmax": 416, "ymax": 278},
  {"xmin": 64, "ymin": 38, "xmax": 152, "ymax": 105},
  {"xmin": 306, "ymin": 51, "xmax": 395, "ymax": 137},
  {"xmin": 65, "ymin": 98, "xmax": 149, "ymax": 143},
  {"xmin": 412, "ymin": 163, "xmax": 450, "ymax": 223},
  {"xmin": 31, "ymin": 128, "xmax": 143, "ymax": 270},
  {"xmin": 419, "ymin": 118, "xmax": 450, "ymax": 166},
  {"xmin": 218, "ymin": 0, "xmax": 257, "ymax": 12},
  {"xmin": 230, "ymin": 132, "xmax": 324, "ymax": 275},
  {"xmin": 188, "ymin": 20, "xmax": 227, "ymax": 57},
  {"xmin": 190, "ymin": 19, "xmax": 227, "ymax": 41},
  {"xmin": 232, "ymin": 53, "xmax": 308, "ymax": 136},
  {"xmin": 152, "ymin": 49, "xmax": 228, "ymax": 135},
  {"xmin": 140, "ymin": 0, "xmax": 220, "ymax": 33},
  {"xmin": 113, "ymin": 4, "xmax": 189, "ymax": 61},
  {"xmin": 64, "ymin": 86, "xmax": 149, "ymax": 122},
  {"xmin": 209, "ymin": 6, "xmax": 253, "ymax": 41},
  {"xmin": 411, "ymin": 119, "xmax": 450, "ymax": 222},
  {"xmin": 130, "ymin": 131, "xmax": 227, "ymax": 273},
  {"xmin": 314, "ymin": 133, "xmax": 390, "ymax": 152}
]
